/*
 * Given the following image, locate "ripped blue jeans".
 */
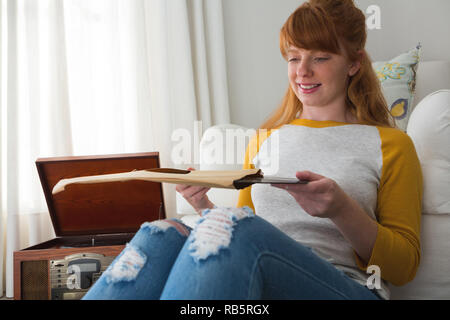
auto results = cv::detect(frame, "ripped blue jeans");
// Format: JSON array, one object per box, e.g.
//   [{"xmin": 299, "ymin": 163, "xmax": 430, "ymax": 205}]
[{"xmin": 82, "ymin": 207, "xmax": 380, "ymax": 300}]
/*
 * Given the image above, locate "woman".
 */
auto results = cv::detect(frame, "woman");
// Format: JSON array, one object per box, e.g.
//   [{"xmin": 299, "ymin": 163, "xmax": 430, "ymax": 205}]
[{"xmin": 84, "ymin": 0, "xmax": 422, "ymax": 300}]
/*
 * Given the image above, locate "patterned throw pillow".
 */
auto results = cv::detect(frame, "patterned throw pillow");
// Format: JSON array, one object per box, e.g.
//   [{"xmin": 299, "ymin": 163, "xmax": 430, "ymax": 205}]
[{"xmin": 372, "ymin": 44, "xmax": 421, "ymax": 131}]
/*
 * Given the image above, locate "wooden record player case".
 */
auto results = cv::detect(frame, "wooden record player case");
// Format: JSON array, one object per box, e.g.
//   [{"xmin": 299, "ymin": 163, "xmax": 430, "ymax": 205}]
[{"xmin": 13, "ymin": 152, "xmax": 166, "ymax": 300}]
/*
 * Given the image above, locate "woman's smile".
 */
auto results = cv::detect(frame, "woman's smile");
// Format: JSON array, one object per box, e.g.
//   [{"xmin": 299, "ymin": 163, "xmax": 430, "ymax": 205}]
[{"xmin": 298, "ymin": 83, "xmax": 322, "ymax": 94}]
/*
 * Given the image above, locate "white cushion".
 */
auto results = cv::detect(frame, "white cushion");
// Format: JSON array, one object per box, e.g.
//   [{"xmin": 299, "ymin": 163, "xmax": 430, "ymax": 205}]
[
  {"xmin": 407, "ymin": 90, "xmax": 450, "ymax": 215},
  {"xmin": 390, "ymin": 90, "xmax": 450, "ymax": 300},
  {"xmin": 390, "ymin": 214, "xmax": 450, "ymax": 299},
  {"xmin": 176, "ymin": 191, "xmax": 198, "ymax": 215},
  {"xmin": 200, "ymin": 124, "xmax": 251, "ymax": 214},
  {"xmin": 177, "ymin": 124, "xmax": 251, "ymax": 221},
  {"xmin": 199, "ymin": 123, "xmax": 252, "ymax": 171}
]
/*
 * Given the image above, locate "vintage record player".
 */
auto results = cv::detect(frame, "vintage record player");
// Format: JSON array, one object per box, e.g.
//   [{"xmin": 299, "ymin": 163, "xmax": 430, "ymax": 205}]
[{"xmin": 13, "ymin": 152, "xmax": 166, "ymax": 300}]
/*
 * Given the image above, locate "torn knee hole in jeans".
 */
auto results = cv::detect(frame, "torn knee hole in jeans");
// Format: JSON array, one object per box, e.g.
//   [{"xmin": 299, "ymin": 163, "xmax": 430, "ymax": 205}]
[
  {"xmin": 104, "ymin": 244, "xmax": 147, "ymax": 284},
  {"xmin": 141, "ymin": 219, "xmax": 190, "ymax": 237},
  {"xmin": 188, "ymin": 206, "xmax": 254, "ymax": 262},
  {"xmin": 103, "ymin": 220, "xmax": 189, "ymax": 284}
]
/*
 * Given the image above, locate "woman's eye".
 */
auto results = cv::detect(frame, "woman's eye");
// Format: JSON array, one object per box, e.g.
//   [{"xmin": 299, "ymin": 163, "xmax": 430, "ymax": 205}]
[
  {"xmin": 315, "ymin": 57, "xmax": 329, "ymax": 62},
  {"xmin": 288, "ymin": 58, "xmax": 299, "ymax": 62}
]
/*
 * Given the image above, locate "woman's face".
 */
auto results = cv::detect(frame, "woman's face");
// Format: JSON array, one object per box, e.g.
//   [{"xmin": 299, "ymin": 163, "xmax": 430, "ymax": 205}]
[{"xmin": 287, "ymin": 45, "xmax": 360, "ymax": 112}]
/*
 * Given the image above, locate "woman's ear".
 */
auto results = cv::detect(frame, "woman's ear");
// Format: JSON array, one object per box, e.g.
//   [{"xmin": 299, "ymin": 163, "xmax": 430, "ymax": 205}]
[{"xmin": 348, "ymin": 50, "xmax": 364, "ymax": 77}]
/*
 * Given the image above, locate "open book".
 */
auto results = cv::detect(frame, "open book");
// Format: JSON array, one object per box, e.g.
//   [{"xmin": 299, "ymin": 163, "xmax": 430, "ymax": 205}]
[{"xmin": 52, "ymin": 168, "xmax": 307, "ymax": 194}]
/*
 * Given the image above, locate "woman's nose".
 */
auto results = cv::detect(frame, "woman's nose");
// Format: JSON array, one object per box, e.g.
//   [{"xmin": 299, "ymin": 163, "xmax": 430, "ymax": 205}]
[{"xmin": 296, "ymin": 60, "xmax": 313, "ymax": 78}]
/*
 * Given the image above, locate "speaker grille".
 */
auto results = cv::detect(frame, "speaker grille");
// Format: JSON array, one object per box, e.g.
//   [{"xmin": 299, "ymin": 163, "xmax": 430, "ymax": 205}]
[{"xmin": 21, "ymin": 260, "xmax": 49, "ymax": 300}]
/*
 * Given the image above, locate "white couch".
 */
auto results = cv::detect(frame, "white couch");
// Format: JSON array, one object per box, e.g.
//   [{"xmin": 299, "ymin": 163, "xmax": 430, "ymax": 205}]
[{"xmin": 177, "ymin": 61, "xmax": 450, "ymax": 300}]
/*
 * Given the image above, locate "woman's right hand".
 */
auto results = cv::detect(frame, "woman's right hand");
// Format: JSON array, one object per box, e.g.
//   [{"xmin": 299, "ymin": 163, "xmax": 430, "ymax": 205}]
[{"xmin": 175, "ymin": 168, "xmax": 215, "ymax": 214}]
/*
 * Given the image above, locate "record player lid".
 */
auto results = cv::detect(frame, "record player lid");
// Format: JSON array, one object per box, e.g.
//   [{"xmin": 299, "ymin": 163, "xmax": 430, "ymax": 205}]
[{"xmin": 36, "ymin": 152, "xmax": 165, "ymax": 237}]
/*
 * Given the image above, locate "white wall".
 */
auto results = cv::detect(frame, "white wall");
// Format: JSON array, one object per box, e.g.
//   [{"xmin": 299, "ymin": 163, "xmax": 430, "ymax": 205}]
[{"xmin": 222, "ymin": 0, "xmax": 450, "ymax": 129}]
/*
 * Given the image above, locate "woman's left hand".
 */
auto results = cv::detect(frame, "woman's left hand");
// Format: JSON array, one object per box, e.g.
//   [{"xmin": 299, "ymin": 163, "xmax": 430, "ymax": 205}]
[
  {"xmin": 271, "ymin": 171, "xmax": 350, "ymax": 219},
  {"xmin": 273, "ymin": 170, "xmax": 379, "ymax": 263}
]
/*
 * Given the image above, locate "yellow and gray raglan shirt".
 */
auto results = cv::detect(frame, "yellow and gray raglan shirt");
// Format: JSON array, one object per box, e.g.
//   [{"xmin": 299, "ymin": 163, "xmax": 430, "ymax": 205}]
[{"xmin": 237, "ymin": 119, "xmax": 423, "ymax": 300}]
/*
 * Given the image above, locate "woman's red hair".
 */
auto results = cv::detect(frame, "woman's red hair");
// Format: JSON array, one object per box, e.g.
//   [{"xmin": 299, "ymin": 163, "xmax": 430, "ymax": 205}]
[{"xmin": 260, "ymin": 0, "xmax": 395, "ymax": 129}]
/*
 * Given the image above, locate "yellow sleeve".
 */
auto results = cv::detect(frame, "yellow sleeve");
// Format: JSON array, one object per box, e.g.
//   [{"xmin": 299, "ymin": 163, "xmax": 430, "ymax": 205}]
[
  {"xmin": 237, "ymin": 186, "xmax": 254, "ymax": 212},
  {"xmin": 355, "ymin": 127, "xmax": 423, "ymax": 286},
  {"xmin": 236, "ymin": 128, "xmax": 275, "ymax": 213}
]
